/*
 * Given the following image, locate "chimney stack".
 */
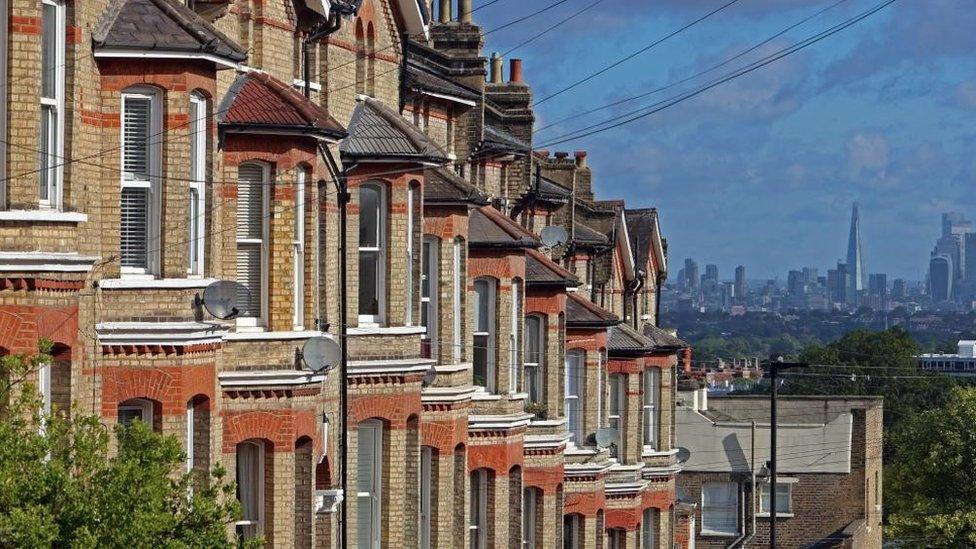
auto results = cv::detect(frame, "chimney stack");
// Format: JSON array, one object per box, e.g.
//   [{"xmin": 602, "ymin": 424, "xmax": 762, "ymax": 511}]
[
  {"xmin": 459, "ymin": 0, "xmax": 472, "ymax": 23},
  {"xmin": 439, "ymin": 0, "xmax": 451, "ymax": 23},
  {"xmin": 554, "ymin": 151, "xmax": 569, "ymax": 160},
  {"xmin": 574, "ymin": 151, "xmax": 587, "ymax": 168},
  {"xmin": 490, "ymin": 53, "xmax": 503, "ymax": 84},
  {"xmin": 509, "ymin": 58, "xmax": 523, "ymax": 83},
  {"xmin": 535, "ymin": 149, "xmax": 550, "ymax": 159}
]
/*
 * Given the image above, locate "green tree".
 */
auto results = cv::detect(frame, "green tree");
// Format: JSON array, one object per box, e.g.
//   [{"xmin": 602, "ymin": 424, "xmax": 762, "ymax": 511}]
[
  {"xmin": 886, "ymin": 387, "xmax": 976, "ymax": 546},
  {"xmin": 0, "ymin": 342, "xmax": 249, "ymax": 547}
]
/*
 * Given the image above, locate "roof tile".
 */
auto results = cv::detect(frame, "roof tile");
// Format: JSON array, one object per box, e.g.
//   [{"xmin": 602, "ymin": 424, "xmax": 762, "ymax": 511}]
[
  {"xmin": 218, "ymin": 72, "xmax": 346, "ymax": 139},
  {"xmin": 341, "ymin": 98, "xmax": 449, "ymax": 163},
  {"xmin": 469, "ymin": 206, "xmax": 541, "ymax": 248}
]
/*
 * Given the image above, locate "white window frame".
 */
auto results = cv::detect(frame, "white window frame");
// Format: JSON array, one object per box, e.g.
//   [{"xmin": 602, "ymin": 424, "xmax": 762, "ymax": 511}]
[
  {"xmin": 608, "ymin": 374, "xmax": 625, "ymax": 457},
  {"xmin": 701, "ymin": 482, "xmax": 739, "ymax": 536},
  {"xmin": 523, "ymin": 314, "xmax": 543, "ymax": 404},
  {"xmin": 405, "ymin": 185, "xmax": 415, "ymax": 325},
  {"xmin": 38, "ymin": 362, "xmax": 52, "ymax": 417},
  {"xmin": 358, "ymin": 182, "xmax": 386, "ymax": 325},
  {"xmin": 565, "ymin": 350, "xmax": 585, "ymax": 445},
  {"xmin": 758, "ymin": 479, "xmax": 796, "ymax": 516},
  {"xmin": 120, "ymin": 89, "xmax": 162, "ymax": 276},
  {"xmin": 452, "ymin": 238, "xmax": 462, "ymax": 363},
  {"xmin": 642, "ymin": 507, "xmax": 656, "ymax": 549},
  {"xmin": 421, "ymin": 236, "xmax": 439, "ymax": 356},
  {"xmin": 188, "ymin": 93, "xmax": 207, "ymax": 276},
  {"xmin": 473, "ymin": 278, "xmax": 496, "ymax": 392},
  {"xmin": 509, "ymin": 279, "xmax": 521, "ymax": 394},
  {"xmin": 522, "ymin": 487, "xmax": 537, "ymax": 549},
  {"xmin": 596, "ymin": 351, "xmax": 604, "ymax": 428},
  {"xmin": 293, "ymin": 168, "xmax": 307, "ymax": 330},
  {"xmin": 236, "ymin": 440, "xmax": 265, "ymax": 540},
  {"xmin": 118, "ymin": 398, "xmax": 153, "ymax": 426},
  {"xmin": 420, "ymin": 446, "xmax": 432, "ymax": 549},
  {"xmin": 470, "ymin": 469, "xmax": 488, "ymax": 549},
  {"xmin": 642, "ymin": 367, "xmax": 660, "ymax": 451},
  {"xmin": 39, "ymin": 0, "xmax": 64, "ymax": 208},
  {"xmin": 357, "ymin": 419, "xmax": 383, "ymax": 549},
  {"xmin": 186, "ymin": 400, "xmax": 194, "ymax": 473},
  {"xmin": 236, "ymin": 162, "xmax": 270, "ymax": 328}
]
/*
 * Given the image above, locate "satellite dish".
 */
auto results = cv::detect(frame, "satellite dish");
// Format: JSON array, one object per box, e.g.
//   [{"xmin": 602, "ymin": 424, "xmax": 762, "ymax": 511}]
[
  {"xmin": 676, "ymin": 447, "xmax": 691, "ymax": 463},
  {"xmin": 201, "ymin": 280, "xmax": 251, "ymax": 320},
  {"xmin": 301, "ymin": 336, "xmax": 341, "ymax": 374},
  {"xmin": 421, "ymin": 365, "xmax": 438, "ymax": 388},
  {"xmin": 595, "ymin": 427, "xmax": 618, "ymax": 449},
  {"xmin": 540, "ymin": 225, "xmax": 568, "ymax": 248}
]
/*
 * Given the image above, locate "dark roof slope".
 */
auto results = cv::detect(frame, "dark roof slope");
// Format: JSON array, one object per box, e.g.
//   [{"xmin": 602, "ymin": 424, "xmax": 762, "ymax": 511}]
[
  {"xmin": 340, "ymin": 97, "xmax": 449, "ymax": 163},
  {"xmin": 217, "ymin": 72, "xmax": 346, "ymax": 139},
  {"xmin": 477, "ymin": 124, "xmax": 529, "ymax": 156},
  {"xmin": 574, "ymin": 222, "xmax": 610, "ymax": 246},
  {"xmin": 424, "ymin": 167, "xmax": 489, "ymax": 205},
  {"xmin": 531, "ymin": 175, "xmax": 571, "ymax": 202},
  {"xmin": 405, "ymin": 61, "xmax": 480, "ymax": 102},
  {"xmin": 525, "ymin": 249, "xmax": 579, "ymax": 287},
  {"xmin": 643, "ymin": 323, "xmax": 688, "ymax": 350},
  {"xmin": 608, "ymin": 322, "xmax": 655, "ymax": 354},
  {"xmin": 626, "ymin": 208, "xmax": 658, "ymax": 270},
  {"xmin": 469, "ymin": 206, "xmax": 541, "ymax": 248},
  {"xmin": 93, "ymin": 0, "xmax": 247, "ymax": 64},
  {"xmin": 565, "ymin": 293, "xmax": 619, "ymax": 327}
]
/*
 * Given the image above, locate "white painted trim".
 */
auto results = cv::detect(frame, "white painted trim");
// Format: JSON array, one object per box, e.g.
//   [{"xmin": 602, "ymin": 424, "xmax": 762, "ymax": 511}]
[
  {"xmin": 527, "ymin": 418, "xmax": 567, "ymax": 428},
  {"xmin": 420, "ymin": 385, "xmax": 477, "ymax": 403},
  {"xmin": 641, "ymin": 447, "xmax": 680, "ymax": 459},
  {"xmin": 434, "ymin": 362, "xmax": 470, "ymax": 374},
  {"xmin": 346, "ymin": 325, "xmax": 426, "ymax": 336},
  {"xmin": 467, "ymin": 412, "xmax": 533, "ymax": 431},
  {"xmin": 348, "ymin": 357, "xmax": 435, "ymax": 375},
  {"xmin": 223, "ymin": 330, "xmax": 325, "ymax": 341},
  {"xmin": 0, "ymin": 252, "xmax": 98, "ymax": 272},
  {"xmin": 0, "ymin": 210, "xmax": 87, "ymax": 222},
  {"xmin": 563, "ymin": 461, "xmax": 613, "ymax": 476},
  {"xmin": 523, "ymin": 433, "xmax": 570, "ymax": 449},
  {"xmin": 419, "ymin": 90, "xmax": 476, "ymax": 107},
  {"xmin": 94, "ymin": 50, "xmax": 241, "ymax": 70},
  {"xmin": 99, "ymin": 277, "xmax": 218, "ymax": 289},
  {"xmin": 218, "ymin": 370, "xmax": 326, "ymax": 387},
  {"xmin": 604, "ymin": 481, "xmax": 648, "ymax": 495},
  {"xmin": 96, "ymin": 321, "xmax": 226, "ymax": 345},
  {"xmin": 293, "ymin": 78, "xmax": 322, "ymax": 92}
]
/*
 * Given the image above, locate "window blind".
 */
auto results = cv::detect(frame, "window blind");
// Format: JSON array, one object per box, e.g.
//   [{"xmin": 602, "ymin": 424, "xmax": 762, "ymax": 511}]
[
  {"xmin": 122, "ymin": 97, "xmax": 151, "ymax": 182},
  {"xmin": 236, "ymin": 164, "xmax": 266, "ymax": 318}
]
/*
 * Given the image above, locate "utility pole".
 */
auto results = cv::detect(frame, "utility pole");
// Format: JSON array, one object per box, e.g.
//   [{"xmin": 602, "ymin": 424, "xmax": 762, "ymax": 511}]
[{"xmin": 766, "ymin": 357, "xmax": 807, "ymax": 549}]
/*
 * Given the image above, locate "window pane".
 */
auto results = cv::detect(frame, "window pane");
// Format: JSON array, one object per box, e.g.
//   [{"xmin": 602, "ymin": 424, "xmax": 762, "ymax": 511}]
[
  {"xmin": 702, "ymin": 483, "xmax": 737, "ymax": 534},
  {"xmin": 525, "ymin": 317, "xmax": 540, "ymax": 364},
  {"xmin": 237, "ymin": 164, "xmax": 265, "ymax": 240},
  {"xmin": 525, "ymin": 365, "xmax": 540, "ymax": 403},
  {"xmin": 123, "ymin": 97, "xmax": 151, "ymax": 181},
  {"xmin": 421, "ymin": 240, "xmax": 432, "ymax": 299},
  {"xmin": 189, "ymin": 187, "xmax": 199, "ymax": 272},
  {"xmin": 474, "ymin": 280, "xmax": 490, "ymax": 332},
  {"xmin": 473, "ymin": 334, "xmax": 488, "ymax": 387},
  {"xmin": 41, "ymin": 2, "xmax": 56, "ymax": 99},
  {"xmin": 120, "ymin": 187, "xmax": 149, "ymax": 268},
  {"xmin": 359, "ymin": 251, "xmax": 379, "ymax": 316},
  {"xmin": 38, "ymin": 106, "xmax": 53, "ymax": 199},
  {"xmin": 359, "ymin": 186, "xmax": 379, "ymax": 248},
  {"xmin": 236, "ymin": 243, "xmax": 263, "ymax": 316}
]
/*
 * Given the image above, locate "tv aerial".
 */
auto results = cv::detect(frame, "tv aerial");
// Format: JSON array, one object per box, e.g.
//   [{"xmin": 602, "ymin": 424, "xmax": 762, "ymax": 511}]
[
  {"xmin": 300, "ymin": 336, "xmax": 342, "ymax": 375},
  {"xmin": 595, "ymin": 427, "xmax": 618, "ymax": 449},
  {"xmin": 199, "ymin": 280, "xmax": 251, "ymax": 320},
  {"xmin": 540, "ymin": 225, "xmax": 568, "ymax": 249}
]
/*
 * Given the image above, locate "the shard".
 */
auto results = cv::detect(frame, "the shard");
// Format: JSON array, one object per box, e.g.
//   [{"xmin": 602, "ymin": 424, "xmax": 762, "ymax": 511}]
[{"xmin": 846, "ymin": 203, "xmax": 866, "ymax": 302}]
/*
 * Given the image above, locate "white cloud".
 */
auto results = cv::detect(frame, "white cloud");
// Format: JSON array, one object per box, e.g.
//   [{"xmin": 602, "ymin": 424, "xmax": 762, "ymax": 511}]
[{"xmin": 847, "ymin": 132, "xmax": 888, "ymax": 179}]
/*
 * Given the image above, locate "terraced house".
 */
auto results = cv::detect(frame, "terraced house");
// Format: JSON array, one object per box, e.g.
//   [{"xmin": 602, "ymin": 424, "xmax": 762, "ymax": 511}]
[{"xmin": 0, "ymin": 0, "xmax": 687, "ymax": 546}]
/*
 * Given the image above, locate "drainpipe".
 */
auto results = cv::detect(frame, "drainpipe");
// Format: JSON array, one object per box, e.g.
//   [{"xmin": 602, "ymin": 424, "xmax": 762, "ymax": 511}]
[
  {"xmin": 630, "ymin": 269, "xmax": 645, "ymax": 330},
  {"xmin": 655, "ymin": 272, "xmax": 664, "ymax": 327},
  {"xmin": 729, "ymin": 420, "xmax": 758, "ymax": 548}
]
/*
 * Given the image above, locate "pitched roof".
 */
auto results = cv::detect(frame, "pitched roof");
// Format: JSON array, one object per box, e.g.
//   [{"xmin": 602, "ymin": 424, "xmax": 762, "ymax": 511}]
[
  {"xmin": 526, "ymin": 175, "xmax": 571, "ymax": 203},
  {"xmin": 525, "ymin": 249, "xmax": 579, "ymax": 287},
  {"xmin": 573, "ymin": 222, "xmax": 610, "ymax": 246},
  {"xmin": 469, "ymin": 206, "xmax": 541, "ymax": 249},
  {"xmin": 565, "ymin": 293, "xmax": 619, "ymax": 327},
  {"xmin": 608, "ymin": 322, "xmax": 656, "ymax": 354},
  {"xmin": 643, "ymin": 323, "xmax": 688, "ymax": 350},
  {"xmin": 340, "ymin": 97, "xmax": 449, "ymax": 163},
  {"xmin": 217, "ymin": 72, "xmax": 346, "ymax": 140},
  {"xmin": 424, "ymin": 167, "xmax": 489, "ymax": 205},
  {"xmin": 405, "ymin": 61, "xmax": 480, "ymax": 103},
  {"xmin": 625, "ymin": 208, "xmax": 658, "ymax": 270},
  {"xmin": 93, "ymin": 0, "xmax": 247, "ymax": 65},
  {"xmin": 477, "ymin": 124, "xmax": 530, "ymax": 156}
]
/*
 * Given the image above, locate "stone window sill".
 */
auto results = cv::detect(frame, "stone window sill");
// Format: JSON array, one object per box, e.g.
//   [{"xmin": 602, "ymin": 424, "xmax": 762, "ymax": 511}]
[{"xmin": 0, "ymin": 209, "xmax": 88, "ymax": 223}]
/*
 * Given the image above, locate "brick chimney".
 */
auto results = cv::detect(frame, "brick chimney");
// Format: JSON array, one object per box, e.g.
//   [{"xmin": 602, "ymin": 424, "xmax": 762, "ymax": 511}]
[
  {"xmin": 554, "ymin": 151, "xmax": 569, "ymax": 160},
  {"xmin": 574, "ymin": 151, "xmax": 587, "ymax": 168},
  {"xmin": 490, "ymin": 53, "xmax": 503, "ymax": 84},
  {"xmin": 459, "ymin": 0, "xmax": 472, "ymax": 23},
  {"xmin": 509, "ymin": 58, "xmax": 523, "ymax": 83},
  {"xmin": 438, "ymin": 0, "xmax": 451, "ymax": 23}
]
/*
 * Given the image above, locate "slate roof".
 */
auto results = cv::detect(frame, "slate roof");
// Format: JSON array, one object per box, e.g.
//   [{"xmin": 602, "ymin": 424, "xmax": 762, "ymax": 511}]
[
  {"xmin": 340, "ymin": 97, "xmax": 449, "ymax": 163},
  {"xmin": 405, "ymin": 61, "xmax": 480, "ymax": 102},
  {"xmin": 528, "ymin": 175, "xmax": 571, "ymax": 202},
  {"xmin": 608, "ymin": 322, "xmax": 656, "ymax": 354},
  {"xmin": 626, "ymin": 208, "xmax": 658, "ymax": 270},
  {"xmin": 469, "ymin": 206, "xmax": 541, "ymax": 249},
  {"xmin": 424, "ymin": 167, "xmax": 489, "ymax": 205},
  {"xmin": 574, "ymin": 222, "xmax": 610, "ymax": 246},
  {"xmin": 643, "ymin": 323, "xmax": 688, "ymax": 350},
  {"xmin": 525, "ymin": 249, "xmax": 579, "ymax": 287},
  {"xmin": 477, "ymin": 124, "xmax": 530, "ymax": 156},
  {"xmin": 93, "ymin": 0, "xmax": 247, "ymax": 64},
  {"xmin": 565, "ymin": 293, "xmax": 619, "ymax": 327},
  {"xmin": 217, "ymin": 72, "xmax": 346, "ymax": 140}
]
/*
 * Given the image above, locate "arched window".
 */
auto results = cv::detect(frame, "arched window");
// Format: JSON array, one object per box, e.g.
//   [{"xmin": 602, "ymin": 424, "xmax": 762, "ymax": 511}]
[
  {"xmin": 522, "ymin": 486, "xmax": 541, "ymax": 549},
  {"xmin": 470, "ymin": 468, "xmax": 492, "ymax": 549},
  {"xmin": 419, "ymin": 446, "xmax": 436, "ymax": 548},
  {"xmin": 186, "ymin": 395, "xmax": 210, "ymax": 482},
  {"xmin": 188, "ymin": 92, "xmax": 208, "ymax": 276},
  {"xmin": 355, "ymin": 19, "xmax": 365, "ymax": 94},
  {"xmin": 236, "ymin": 440, "xmax": 266, "ymax": 540},
  {"xmin": 509, "ymin": 278, "xmax": 522, "ymax": 393},
  {"xmin": 366, "ymin": 23, "xmax": 376, "ymax": 96},
  {"xmin": 236, "ymin": 162, "xmax": 270, "ymax": 325},
  {"xmin": 473, "ymin": 278, "xmax": 497, "ymax": 391},
  {"xmin": 421, "ymin": 235, "xmax": 440, "ymax": 358},
  {"xmin": 641, "ymin": 508, "xmax": 658, "ymax": 549},
  {"xmin": 358, "ymin": 183, "xmax": 385, "ymax": 323},
  {"xmin": 120, "ymin": 86, "xmax": 162, "ymax": 274},
  {"xmin": 357, "ymin": 419, "xmax": 383, "ymax": 548},
  {"xmin": 524, "ymin": 314, "xmax": 544, "ymax": 404},
  {"xmin": 293, "ymin": 166, "xmax": 309, "ymax": 329},
  {"xmin": 608, "ymin": 373, "xmax": 626, "ymax": 457},
  {"xmin": 563, "ymin": 514, "xmax": 583, "ymax": 549},
  {"xmin": 39, "ymin": 0, "xmax": 65, "ymax": 208},
  {"xmin": 452, "ymin": 238, "xmax": 464, "ymax": 363},
  {"xmin": 565, "ymin": 349, "xmax": 586, "ymax": 444},
  {"xmin": 608, "ymin": 528, "xmax": 626, "ymax": 549},
  {"xmin": 642, "ymin": 367, "xmax": 661, "ymax": 451}
]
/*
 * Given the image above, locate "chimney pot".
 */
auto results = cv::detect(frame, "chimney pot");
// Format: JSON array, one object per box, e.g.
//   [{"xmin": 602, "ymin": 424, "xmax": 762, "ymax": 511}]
[
  {"xmin": 535, "ymin": 149, "xmax": 550, "ymax": 158},
  {"xmin": 459, "ymin": 0, "xmax": 472, "ymax": 22},
  {"xmin": 509, "ymin": 58, "xmax": 523, "ymax": 83},
  {"xmin": 490, "ymin": 53, "xmax": 504, "ymax": 84},
  {"xmin": 554, "ymin": 151, "xmax": 569, "ymax": 160},
  {"xmin": 574, "ymin": 151, "xmax": 587, "ymax": 168},
  {"xmin": 438, "ymin": 0, "xmax": 451, "ymax": 23}
]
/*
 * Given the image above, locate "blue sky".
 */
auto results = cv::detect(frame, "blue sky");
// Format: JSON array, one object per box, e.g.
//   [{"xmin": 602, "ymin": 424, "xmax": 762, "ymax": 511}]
[{"xmin": 474, "ymin": 0, "xmax": 976, "ymax": 281}]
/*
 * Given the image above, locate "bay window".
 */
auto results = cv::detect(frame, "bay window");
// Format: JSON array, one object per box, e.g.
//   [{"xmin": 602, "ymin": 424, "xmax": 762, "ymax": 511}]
[
  {"xmin": 608, "ymin": 374, "xmax": 625, "ymax": 457},
  {"xmin": 236, "ymin": 162, "xmax": 270, "ymax": 325},
  {"xmin": 509, "ymin": 279, "xmax": 521, "ymax": 393},
  {"xmin": 188, "ymin": 93, "xmax": 207, "ymax": 275},
  {"xmin": 293, "ymin": 168, "xmax": 307, "ymax": 329},
  {"xmin": 120, "ymin": 89, "xmax": 161, "ymax": 274},
  {"xmin": 565, "ymin": 350, "xmax": 585, "ymax": 444},
  {"xmin": 642, "ymin": 368, "xmax": 660, "ymax": 450},
  {"xmin": 470, "ymin": 469, "xmax": 490, "ymax": 549},
  {"xmin": 701, "ymin": 482, "xmax": 738, "ymax": 536},
  {"xmin": 236, "ymin": 441, "xmax": 265, "ymax": 540},
  {"xmin": 452, "ymin": 238, "xmax": 462, "ymax": 362},
  {"xmin": 421, "ymin": 236, "xmax": 439, "ymax": 359},
  {"xmin": 358, "ymin": 183, "xmax": 385, "ymax": 324},
  {"xmin": 39, "ymin": 0, "xmax": 64, "ymax": 207},
  {"xmin": 642, "ymin": 508, "xmax": 657, "ymax": 549},
  {"xmin": 524, "ymin": 315, "xmax": 543, "ymax": 404},
  {"xmin": 473, "ymin": 278, "xmax": 496, "ymax": 391},
  {"xmin": 357, "ymin": 420, "xmax": 383, "ymax": 549},
  {"xmin": 406, "ymin": 184, "xmax": 416, "ymax": 325}
]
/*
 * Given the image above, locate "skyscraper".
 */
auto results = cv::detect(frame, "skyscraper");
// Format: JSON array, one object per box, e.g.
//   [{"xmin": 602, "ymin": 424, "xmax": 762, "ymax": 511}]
[
  {"xmin": 734, "ymin": 265, "xmax": 747, "ymax": 298},
  {"xmin": 846, "ymin": 203, "xmax": 866, "ymax": 302},
  {"xmin": 931, "ymin": 254, "xmax": 953, "ymax": 302},
  {"xmin": 705, "ymin": 264, "xmax": 718, "ymax": 282}
]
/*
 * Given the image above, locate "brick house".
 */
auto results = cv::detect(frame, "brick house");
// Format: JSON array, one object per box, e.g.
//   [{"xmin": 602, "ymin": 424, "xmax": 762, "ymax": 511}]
[
  {"xmin": 674, "ymin": 385, "xmax": 883, "ymax": 548},
  {"xmin": 0, "ymin": 0, "xmax": 685, "ymax": 547}
]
